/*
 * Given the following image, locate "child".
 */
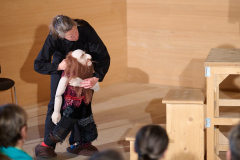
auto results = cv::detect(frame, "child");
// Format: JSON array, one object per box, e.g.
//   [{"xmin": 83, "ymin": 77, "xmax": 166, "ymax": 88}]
[
  {"xmin": 135, "ymin": 125, "xmax": 169, "ymax": 160},
  {"xmin": 35, "ymin": 49, "xmax": 100, "ymax": 157},
  {"xmin": 0, "ymin": 103, "xmax": 32, "ymax": 160}
]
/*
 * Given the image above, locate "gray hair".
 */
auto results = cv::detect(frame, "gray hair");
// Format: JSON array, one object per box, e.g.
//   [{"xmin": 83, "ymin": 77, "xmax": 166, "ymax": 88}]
[{"xmin": 50, "ymin": 15, "xmax": 77, "ymax": 39}]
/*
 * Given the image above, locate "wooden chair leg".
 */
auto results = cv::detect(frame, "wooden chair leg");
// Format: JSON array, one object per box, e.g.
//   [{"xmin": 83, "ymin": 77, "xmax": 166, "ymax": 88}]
[{"xmin": 13, "ymin": 85, "xmax": 17, "ymax": 105}]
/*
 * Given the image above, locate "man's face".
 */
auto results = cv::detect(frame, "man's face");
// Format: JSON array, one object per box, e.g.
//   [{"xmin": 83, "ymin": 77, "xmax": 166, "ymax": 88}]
[{"xmin": 64, "ymin": 26, "xmax": 79, "ymax": 41}]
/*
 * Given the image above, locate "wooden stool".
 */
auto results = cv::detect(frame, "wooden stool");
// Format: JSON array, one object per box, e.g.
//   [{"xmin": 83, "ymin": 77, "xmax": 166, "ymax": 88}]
[
  {"xmin": 125, "ymin": 123, "xmax": 166, "ymax": 160},
  {"xmin": 162, "ymin": 88, "xmax": 205, "ymax": 160}
]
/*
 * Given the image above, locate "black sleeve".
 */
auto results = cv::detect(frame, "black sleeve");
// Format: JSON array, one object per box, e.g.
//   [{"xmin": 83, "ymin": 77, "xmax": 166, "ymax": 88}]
[
  {"xmin": 34, "ymin": 35, "xmax": 60, "ymax": 75},
  {"xmin": 83, "ymin": 22, "xmax": 110, "ymax": 82}
]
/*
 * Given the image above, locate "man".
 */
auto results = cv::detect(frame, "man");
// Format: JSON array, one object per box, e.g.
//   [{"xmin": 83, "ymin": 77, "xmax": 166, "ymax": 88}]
[{"xmin": 34, "ymin": 15, "xmax": 110, "ymax": 157}]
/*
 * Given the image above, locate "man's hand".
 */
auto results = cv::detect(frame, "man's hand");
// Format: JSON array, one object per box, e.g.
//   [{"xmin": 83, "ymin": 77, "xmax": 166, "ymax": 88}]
[
  {"xmin": 69, "ymin": 77, "xmax": 84, "ymax": 86},
  {"xmin": 80, "ymin": 77, "xmax": 99, "ymax": 89},
  {"xmin": 57, "ymin": 59, "xmax": 67, "ymax": 70}
]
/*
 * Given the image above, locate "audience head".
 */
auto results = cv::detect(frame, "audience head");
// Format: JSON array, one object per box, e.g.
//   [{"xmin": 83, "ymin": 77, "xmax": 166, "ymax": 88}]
[
  {"xmin": 227, "ymin": 123, "xmax": 240, "ymax": 160},
  {"xmin": 0, "ymin": 104, "xmax": 28, "ymax": 148},
  {"xmin": 135, "ymin": 125, "xmax": 169, "ymax": 160},
  {"xmin": 88, "ymin": 149, "xmax": 124, "ymax": 160}
]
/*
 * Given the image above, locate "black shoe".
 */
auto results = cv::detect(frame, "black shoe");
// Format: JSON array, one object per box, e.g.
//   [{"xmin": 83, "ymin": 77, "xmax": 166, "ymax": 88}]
[
  {"xmin": 35, "ymin": 144, "xmax": 57, "ymax": 158},
  {"xmin": 67, "ymin": 144, "xmax": 99, "ymax": 156}
]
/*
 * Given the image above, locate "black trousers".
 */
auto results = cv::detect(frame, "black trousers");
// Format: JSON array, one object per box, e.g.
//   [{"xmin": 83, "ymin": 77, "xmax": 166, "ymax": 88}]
[
  {"xmin": 44, "ymin": 53, "xmax": 96, "ymax": 148},
  {"xmin": 44, "ymin": 113, "xmax": 98, "ymax": 147}
]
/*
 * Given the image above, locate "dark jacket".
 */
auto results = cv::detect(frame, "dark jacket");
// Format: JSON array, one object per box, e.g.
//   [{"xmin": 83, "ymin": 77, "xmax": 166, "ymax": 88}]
[{"xmin": 34, "ymin": 19, "xmax": 110, "ymax": 82}]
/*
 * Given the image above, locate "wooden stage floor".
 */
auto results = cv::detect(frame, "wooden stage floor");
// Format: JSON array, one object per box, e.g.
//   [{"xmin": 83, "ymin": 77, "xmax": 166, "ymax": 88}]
[{"xmin": 22, "ymin": 82, "xmax": 230, "ymax": 160}]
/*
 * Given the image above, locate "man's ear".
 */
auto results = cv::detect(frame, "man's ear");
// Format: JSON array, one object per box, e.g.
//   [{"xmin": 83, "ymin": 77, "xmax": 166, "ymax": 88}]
[
  {"xmin": 20, "ymin": 125, "xmax": 27, "ymax": 140},
  {"xmin": 226, "ymin": 149, "xmax": 231, "ymax": 160}
]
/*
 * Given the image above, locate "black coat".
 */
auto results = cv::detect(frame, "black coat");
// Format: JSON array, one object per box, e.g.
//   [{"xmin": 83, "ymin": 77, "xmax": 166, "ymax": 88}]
[{"xmin": 34, "ymin": 19, "xmax": 110, "ymax": 82}]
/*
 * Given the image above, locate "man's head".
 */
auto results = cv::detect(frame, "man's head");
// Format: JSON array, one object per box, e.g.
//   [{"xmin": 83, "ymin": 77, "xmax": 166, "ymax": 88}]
[
  {"xmin": 50, "ymin": 15, "xmax": 79, "ymax": 41},
  {"xmin": 227, "ymin": 124, "xmax": 240, "ymax": 160}
]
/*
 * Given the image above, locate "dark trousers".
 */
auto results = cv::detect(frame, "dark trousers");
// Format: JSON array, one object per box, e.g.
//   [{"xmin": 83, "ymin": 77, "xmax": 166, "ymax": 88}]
[
  {"xmin": 44, "ymin": 53, "xmax": 62, "ymax": 149},
  {"xmin": 44, "ymin": 114, "xmax": 98, "ymax": 147}
]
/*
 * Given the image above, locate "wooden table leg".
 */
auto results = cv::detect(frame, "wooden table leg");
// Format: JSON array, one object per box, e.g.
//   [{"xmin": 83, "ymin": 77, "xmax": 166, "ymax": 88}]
[{"xmin": 206, "ymin": 74, "xmax": 215, "ymax": 160}]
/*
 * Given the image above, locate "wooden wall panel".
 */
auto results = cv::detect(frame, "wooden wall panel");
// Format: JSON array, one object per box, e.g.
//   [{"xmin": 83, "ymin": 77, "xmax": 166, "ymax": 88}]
[
  {"xmin": 2, "ymin": 0, "xmax": 240, "ymax": 107},
  {"xmin": 127, "ymin": 0, "xmax": 240, "ymax": 89},
  {"xmin": 0, "ymin": 0, "xmax": 127, "ymax": 107}
]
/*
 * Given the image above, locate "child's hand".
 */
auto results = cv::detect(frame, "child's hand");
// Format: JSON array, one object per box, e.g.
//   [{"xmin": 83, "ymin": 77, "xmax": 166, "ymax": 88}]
[{"xmin": 51, "ymin": 111, "xmax": 61, "ymax": 125}]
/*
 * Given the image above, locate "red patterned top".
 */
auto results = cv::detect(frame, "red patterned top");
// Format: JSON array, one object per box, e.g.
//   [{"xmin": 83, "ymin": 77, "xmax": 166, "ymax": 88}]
[{"xmin": 61, "ymin": 72, "xmax": 85, "ymax": 109}]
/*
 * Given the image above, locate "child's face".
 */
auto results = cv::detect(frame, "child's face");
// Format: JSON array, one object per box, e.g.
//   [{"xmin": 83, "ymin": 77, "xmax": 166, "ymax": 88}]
[
  {"xmin": 80, "ymin": 53, "xmax": 92, "ymax": 66},
  {"xmin": 72, "ymin": 50, "xmax": 92, "ymax": 66}
]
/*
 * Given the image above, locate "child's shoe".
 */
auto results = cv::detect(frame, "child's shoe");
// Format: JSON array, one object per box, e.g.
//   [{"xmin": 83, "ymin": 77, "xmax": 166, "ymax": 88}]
[
  {"xmin": 66, "ymin": 143, "xmax": 99, "ymax": 156},
  {"xmin": 35, "ymin": 144, "xmax": 57, "ymax": 158}
]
